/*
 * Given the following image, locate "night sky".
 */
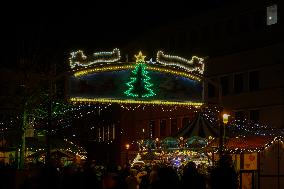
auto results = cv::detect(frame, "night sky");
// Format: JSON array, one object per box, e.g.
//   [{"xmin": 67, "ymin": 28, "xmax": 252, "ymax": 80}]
[{"xmin": 14, "ymin": 0, "xmax": 233, "ymax": 70}]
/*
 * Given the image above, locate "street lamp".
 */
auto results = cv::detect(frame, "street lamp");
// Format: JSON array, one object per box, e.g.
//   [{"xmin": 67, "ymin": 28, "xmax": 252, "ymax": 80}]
[
  {"xmin": 125, "ymin": 144, "xmax": 130, "ymax": 165},
  {"xmin": 222, "ymin": 113, "xmax": 230, "ymax": 141},
  {"xmin": 219, "ymin": 113, "xmax": 230, "ymax": 158},
  {"xmin": 222, "ymin": 113, "xmax": 229, "ymax": 124}
]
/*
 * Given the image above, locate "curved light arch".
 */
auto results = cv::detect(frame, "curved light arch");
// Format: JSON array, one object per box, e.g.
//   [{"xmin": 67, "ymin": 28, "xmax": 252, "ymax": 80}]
[{"xmin": 72, "ymin": 62, "xmax": 202, "ymax": 81}]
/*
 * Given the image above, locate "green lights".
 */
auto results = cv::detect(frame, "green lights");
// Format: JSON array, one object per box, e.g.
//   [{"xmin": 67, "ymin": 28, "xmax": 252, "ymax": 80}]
[{"xmin": 124, "ymin": 52, "xmax": 156, "ymax": 98}]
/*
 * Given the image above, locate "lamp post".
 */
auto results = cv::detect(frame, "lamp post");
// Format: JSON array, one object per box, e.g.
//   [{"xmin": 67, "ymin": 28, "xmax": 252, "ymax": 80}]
[
  {"xmin": 125, "ymin": 144, "xmax": 130, "ymax": 165},
  {"xmin": 219, "ymin": 113, "xmax": 229, "ymax": 158}
]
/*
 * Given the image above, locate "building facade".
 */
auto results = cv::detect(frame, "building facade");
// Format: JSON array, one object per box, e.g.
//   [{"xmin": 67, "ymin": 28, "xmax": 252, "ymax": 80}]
[{"xmin": 122, "ymin": 0, "xmax": 284, "ymax": 129}]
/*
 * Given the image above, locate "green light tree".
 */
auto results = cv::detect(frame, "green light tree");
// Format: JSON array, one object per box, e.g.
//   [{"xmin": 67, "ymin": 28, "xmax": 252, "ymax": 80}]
[{"xmin": 124, "ymin": 52, "xmax": 156, "ymax": 98}]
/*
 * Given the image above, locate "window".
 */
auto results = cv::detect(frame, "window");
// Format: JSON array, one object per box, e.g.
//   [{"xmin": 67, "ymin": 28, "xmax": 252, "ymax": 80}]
[
  {"xmin": 182, "ymin": 117, "xmax": 190, "ymax": 128},
  {"xmin": 267, "ymin": 4, "xmax": 277, "ymax": 25},
  {"xmin": 189, "ymin": 30, "xmax": 198, "ymax": 48},
  {"xmin": 250, "ymin": 110, "xmax": 260, "ymax": 123},
  {"xmin": 249, "ymin": 71, "xmax": 259, "ymax": 91},
  {"xmin": 235, "ymin": 111, "xmax": 246, "ymax": 122},
  {"xmin": 225, "ymin": 19, "xmax": 234, "ymax": 35},
  {"xmin": 170, "ymin": 118, "xmax": 178, "ymax": 135},
  {"xmin": 208, "ymin": 83, "xmax": 216, "ymax": 98},
  {"xmin": 220, "ymin": 76, "xmax": 229, "ymax": 96},
  {"xmin": 160, "ymin": 120, "xmax": 166, "ymax": 137},
  {"xmin": 149, "ymin": 120, "xmax": 155, "ymax": 138},
  {"xmin": 201, "ymin": 26, "xmax": 210, "ymax": 42},
  {"xmin": 234, "ymin": 73, "xmax": 244, "ymax": 93},
  {"xmin": 177, "ymin": 32, "xmax": 186, "ymax": 49},
  {"xmin": 239, "ymin": 14, "xmax": 249, "ymax": 33},
  {"xmin": 169, "ymin": 37, "xmax": 175, "ymax": 51},
  {"xmin": 253, "ymin": 10, "xmax": 265, "ymax": 30}
]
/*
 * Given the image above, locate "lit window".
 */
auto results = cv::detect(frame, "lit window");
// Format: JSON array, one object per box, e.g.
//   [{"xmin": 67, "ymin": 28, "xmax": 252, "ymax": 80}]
[
  {"xmin": 149, "ymin": 120, "xmax": 155, "ymax": 138},
  {"xmin": 267, "ymin": 4, "xmax": 277, "ymax": 25}
]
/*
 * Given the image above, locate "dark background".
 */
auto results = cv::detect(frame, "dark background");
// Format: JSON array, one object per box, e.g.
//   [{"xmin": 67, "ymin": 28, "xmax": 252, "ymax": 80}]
[{"xmin": 13, "ymin": 0, "xmax": 237, "ymax": 70}]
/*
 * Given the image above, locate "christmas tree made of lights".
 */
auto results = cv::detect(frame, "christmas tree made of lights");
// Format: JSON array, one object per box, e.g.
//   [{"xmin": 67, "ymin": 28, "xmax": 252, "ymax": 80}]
[{"xmin": 124, "ymin": 52, "xmax": 156, "ymax": 98}]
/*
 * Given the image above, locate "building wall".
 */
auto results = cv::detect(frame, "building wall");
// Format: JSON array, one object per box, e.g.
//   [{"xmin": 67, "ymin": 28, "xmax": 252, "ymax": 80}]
[
  {"xmin": 119, "ymin": 107, "xmax": 197, "ymax": 149},
  {"xmin": 205, "ymin": 44, "xmax": 284, "ymax": 128},
  {"xmin": 259, "ymin": 141, "xmax": 284, "ymax": 189},
  {"xmin": 122, "ymin": 0, "xmax": 284, "ymax": 129}
]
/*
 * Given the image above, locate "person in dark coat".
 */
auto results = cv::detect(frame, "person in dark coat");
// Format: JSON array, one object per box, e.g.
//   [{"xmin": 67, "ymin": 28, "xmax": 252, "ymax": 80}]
[
  {"xmin": 181, "ymin": 161, "xmax": 206, "ymax": 189},
  {"xmin": 210, "ymin": 154, "xmax": 238, "ymax": 189}
]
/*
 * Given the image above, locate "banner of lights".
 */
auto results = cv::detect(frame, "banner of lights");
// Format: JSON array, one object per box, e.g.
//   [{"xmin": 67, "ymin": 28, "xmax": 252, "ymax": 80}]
[{"xmin": 68, "ymin": 49, "xmax": 204, "ymax": 107}]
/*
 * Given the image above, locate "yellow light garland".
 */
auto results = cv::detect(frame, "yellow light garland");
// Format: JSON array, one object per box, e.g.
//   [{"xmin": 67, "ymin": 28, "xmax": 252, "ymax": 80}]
[
  {"xmin": 69, "ymin": 97, "xmax": 203, "ymax": 107},
  {"xmin": 73, "ymin": 63, "xmax": 202, "ymax": 81}
]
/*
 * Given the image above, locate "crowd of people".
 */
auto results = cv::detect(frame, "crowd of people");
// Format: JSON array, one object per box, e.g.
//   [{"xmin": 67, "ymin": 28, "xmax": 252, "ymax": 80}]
[{"xmin": 0, "ymin": 154, "xmax": 238, "ymax": 189}]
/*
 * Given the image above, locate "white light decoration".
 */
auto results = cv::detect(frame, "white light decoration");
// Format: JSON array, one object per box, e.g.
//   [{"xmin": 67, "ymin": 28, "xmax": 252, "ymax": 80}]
[
  {"xmin": 156, "ymin": 51, "xmax": 204, "ymax": 74},
  {"xmin": 69, "ymin": 48, "xmax": 121, "ymax": 69},
  {"xmin": 146, "ymin": 58, "xmax": 156, "ymax": 64}
]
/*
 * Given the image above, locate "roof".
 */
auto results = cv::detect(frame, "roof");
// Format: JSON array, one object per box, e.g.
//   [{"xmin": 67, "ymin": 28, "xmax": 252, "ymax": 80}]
[
  {"xmin": 206, "ymin": 136, "xmax": 283, "ymax": 153},
  {"xmin": 175, "ymin": 112, "xmax": 220, "ymax": 138}
]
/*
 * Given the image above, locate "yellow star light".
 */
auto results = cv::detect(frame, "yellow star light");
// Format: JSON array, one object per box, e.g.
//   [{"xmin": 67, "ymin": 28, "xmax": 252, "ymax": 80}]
[{"xmin": 134, "ymin": 51, "xmax": 146, "ymax": 62}]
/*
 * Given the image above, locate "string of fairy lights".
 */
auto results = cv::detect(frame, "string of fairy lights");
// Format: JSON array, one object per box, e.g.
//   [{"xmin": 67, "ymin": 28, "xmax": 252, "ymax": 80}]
[
  {"xmin": 25, "ymin": 138, "xmax": 87, "ymax": 160},
  {"xmin": 48, "ymin": 104, "xmax": 111, "ymax": 135},
  {"xmin": 69, "ymin": 49, "xmax": 204, "ymax": 81},
  {"xmin": 69, "ymin": 48, "xmax": 121, "ymax": 69},
  {"xmin": 69, "ymin": 97, "xmax": 203, "ymax": 107},
  {"xmin": 209, "ymin": 136, "xmax": 284, "ymax": 153},
  {"xmin": 156, "ymin": 51, "xmax": 205, "ymax": 75},
  {"xmin": 124, "ymin": 57, "xmax": 156, "ymax": 98}
]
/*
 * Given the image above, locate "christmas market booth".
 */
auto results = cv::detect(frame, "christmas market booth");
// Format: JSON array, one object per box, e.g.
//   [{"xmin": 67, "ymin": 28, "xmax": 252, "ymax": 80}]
[
  {"xmin": 24, "ymin": 137, "xmax": 87, "ymax": 167},
  {"xmin": 134, "ymin": 109, "xmax": 221, "ymax": 168},
  {"xmin": 206, "ymin": 136, "xmax": 284, "ymax": 189}
]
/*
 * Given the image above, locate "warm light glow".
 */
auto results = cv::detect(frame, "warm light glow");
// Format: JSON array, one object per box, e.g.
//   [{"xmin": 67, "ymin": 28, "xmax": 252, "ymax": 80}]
[
  {"xmin": 222, "ymin": 113, "xmax": 230, "ymax": 124},
  {"xmin": 125, "ymin": 144, "xmax": 130, "ymax": 150},
  {"xmin": 69, "ymin": 97, "xmax": 203, "ymax": 107},
  {"xmin": 72, "ymin": 63, "xmax": 202, "ymax": 81},
  {"xmin": 134, "ymin": 51, "xmax": 146, "ymax": 62}
]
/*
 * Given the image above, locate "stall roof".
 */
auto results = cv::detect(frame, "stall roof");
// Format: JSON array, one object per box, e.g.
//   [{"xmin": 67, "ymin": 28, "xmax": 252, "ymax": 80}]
[
  {"xmin": 175, "ymin": 112, "xmax": 221, "ymax": 138},
  {"xmin": 206, "ymin": 136, "xmax": 283, "ymax": 153}
]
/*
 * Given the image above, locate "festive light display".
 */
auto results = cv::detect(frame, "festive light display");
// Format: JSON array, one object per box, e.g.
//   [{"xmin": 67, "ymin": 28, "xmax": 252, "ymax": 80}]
[
  {"xmin": 124, "ymin": 52, "xmax": 155, "ymax": 98},
  {"xmin": 73, "ymin": 64, "xmax": 202, "ymax": 81},
  {"xmin": 208, "ymin": 136, "xmax": 284, "ymax": 154},
  {"xmin": 69, "ymin": 97, "xmax": 203, "ymax": 107},
  {"xmin": 156, "ymin": 51, "xmax": 204, "ymax": 74},
  {"xmin": 119, "ymin": 104, "xmax": 199, "ymax": 111},
  {"xmin": 69, "ymin": 48, "xmax": 121, "ymax": 69},
  {"xmin": 131, "ymin": 153, "xmax": 145, "ymax": 167},
  {"xmin": 25, "ymin": 138, "xmax": 87, "ymax": 160}
]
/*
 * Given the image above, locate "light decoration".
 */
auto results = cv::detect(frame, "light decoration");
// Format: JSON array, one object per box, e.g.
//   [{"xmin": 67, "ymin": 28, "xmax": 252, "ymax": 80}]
[
  {"xmin": 209, "ymin": 136, "xmax": 284, "ymax": 154},
  {"xmin": 48, "ymin": 104, "xmax": 111, "ymax": 135},
  {"xmin": 25, "ymin": 138, "xmax": 87, "ymax": 160},
  {"xmin": 73, "ymin": 64, "xmax": 201, "ymax": 81},
  {"xmin": 119, "ymin": 104, "xmax": 195, "ymax": 111},
  {"xmin": 131, "ymin": 153, "xmax": 145, "ymax": 167},
  {"xmin": 199, "ymin": 106, "xmax": 284, "ymax": 137},
  {"xmin": 146, "ymin": 58, "xmax": 156, "ymax": 64},
  {"xmin": 156, "ymin": 51, "xmax": 204, "ymax": 75},
  {"xmin": 69, "ymin": 97, "xmax": 203, "ymax": 107},
  {"xmin": 69, "ymin": 48, "xmax": 121, "ymax": 69},
  {"xmin": 124, "ymin": 51, "xmax": 156, "ymax": 98},
  {"xmin": 74, "ymin": 65, "xmax": 135, "ymax": 77}
]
